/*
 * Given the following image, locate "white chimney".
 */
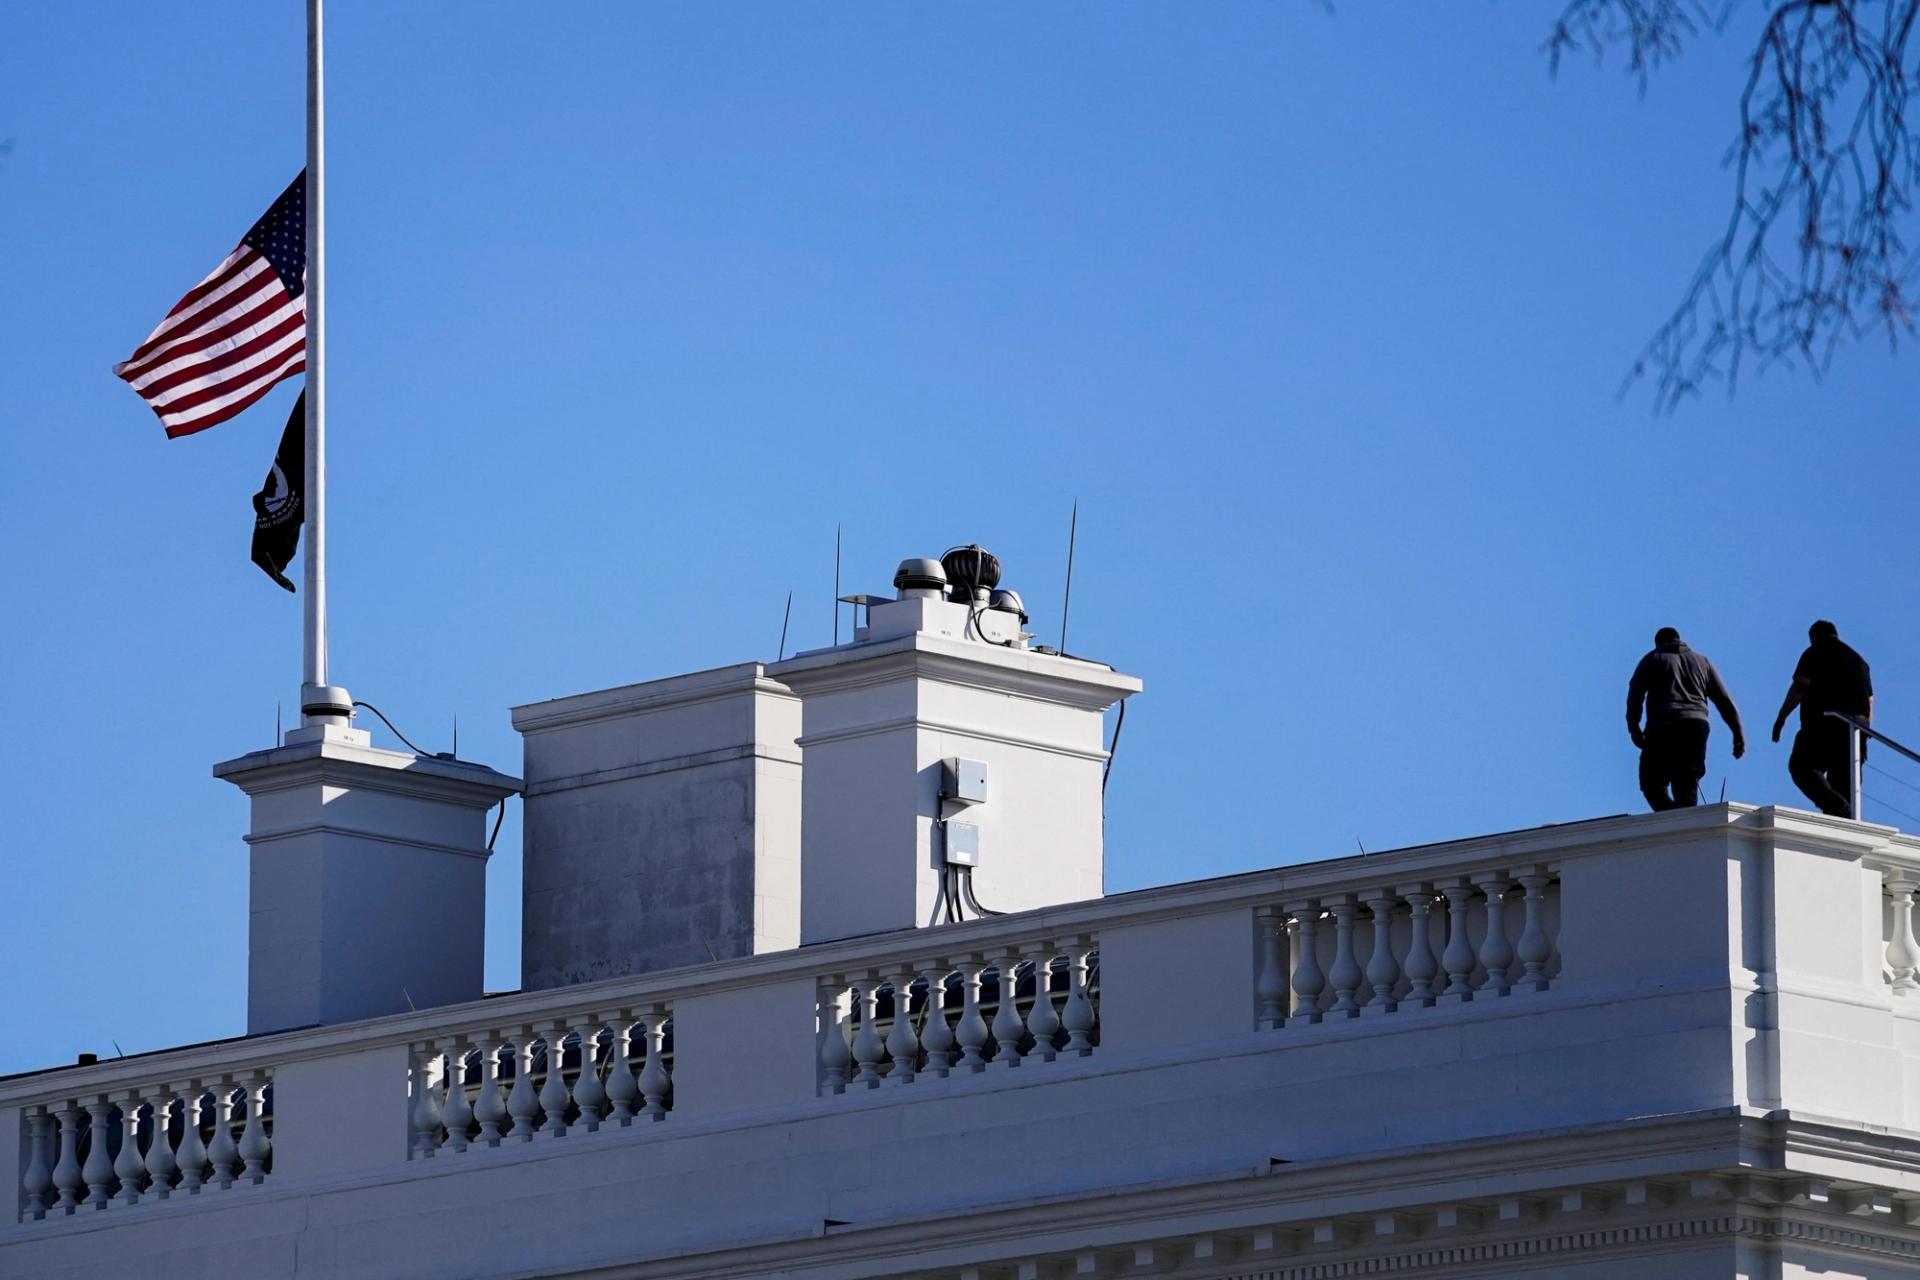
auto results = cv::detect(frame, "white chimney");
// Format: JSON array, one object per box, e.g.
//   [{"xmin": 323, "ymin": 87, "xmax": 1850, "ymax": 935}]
[
  {"xmin": 770, "ymin": 550, "xmax": 1139, "ymax": 943},
  {"xmin": 510, "ymin": 663, "xmax": 802, "ymax": 988},
  {"xmin": 216, "ymin": 729, "xmax": 521, "ymax": 1034}
]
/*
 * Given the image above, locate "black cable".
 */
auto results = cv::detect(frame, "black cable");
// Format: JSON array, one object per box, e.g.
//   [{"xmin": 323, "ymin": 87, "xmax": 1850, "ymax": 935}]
[
  {"xmin": 1102, "ymin": 699, "xmax": 1127, "ymax": 795},
  {"xmin": 1865, "ymin": 791, "xmax": 1920, "ymax": 828},
  {"xmin": 1867, "ymin": 762, "xmax": 1920, "ymax": 795},
  {"xmin": 487, "ymin": 797, "xmax": 508, "ymax": 852},
  {"xmin": 352, "ymin": 701, "xmax": 432, "ymax": 757},
  {"xmin": 959, "ymin": 866, "xmax": 1005, "ymax": 917}
]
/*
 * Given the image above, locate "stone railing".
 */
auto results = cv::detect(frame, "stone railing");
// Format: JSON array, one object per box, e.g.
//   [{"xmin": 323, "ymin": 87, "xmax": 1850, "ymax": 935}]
[
  {"xmin": 1256, "ymin": 864, "xmax": 1561, "ymax": 1028},
  {"xmin": 1874, "ymin": 852, "xmax": 1920, "ymax": 994},
  {"xmin": 18, "ymin": 806, "xmax": 1918, "ymax": 1230},
  {"xmin": 407, "ymin": 1006, "xmax": 674, "ymax": 1158},
  {"xmin": 816, "ymin": 933, "xmax": 1098, "ymax": 1093},
  {"xmin": 16, "ymin": 1068, "xmax": 272, "ymax": 1221}
]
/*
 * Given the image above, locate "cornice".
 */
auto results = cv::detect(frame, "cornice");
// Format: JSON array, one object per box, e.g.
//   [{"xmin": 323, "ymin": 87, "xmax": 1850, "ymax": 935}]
[
  {"xmin": 510, "ymin": 662, "xmax": 798, "ymax": 735},
  {"xmin": 212, "ymin": 739, "xmax": 521, "ymax": 806},
  {"xmin": 769, "ymin": 632, "xmax": 1140, "ymax": 710}
]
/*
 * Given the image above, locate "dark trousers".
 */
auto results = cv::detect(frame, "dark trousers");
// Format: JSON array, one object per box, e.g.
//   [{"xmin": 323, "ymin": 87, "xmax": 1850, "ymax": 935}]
[
  {"xmin": 1639, "ymin": 718, "xmax": 1710, "ymax": 811},
  {"xmin": 1790, "ymin": 720, "xmax": 1855, "ymax": 819}
]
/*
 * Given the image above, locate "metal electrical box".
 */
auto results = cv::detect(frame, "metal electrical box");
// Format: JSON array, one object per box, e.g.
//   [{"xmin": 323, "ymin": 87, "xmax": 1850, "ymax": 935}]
[
  {"xmin": 941, "ymin": 757, "xmax": 987, "ymax": 806},
  {"xmin": 943, "ymin": 820, "xmax": 981, "ymax": 866}
]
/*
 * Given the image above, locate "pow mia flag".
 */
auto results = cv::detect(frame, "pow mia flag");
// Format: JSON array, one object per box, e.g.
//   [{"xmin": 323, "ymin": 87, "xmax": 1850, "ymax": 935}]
[{"xmin": 250, "ymin": 393, "xmax": 304, "ymax": 592}]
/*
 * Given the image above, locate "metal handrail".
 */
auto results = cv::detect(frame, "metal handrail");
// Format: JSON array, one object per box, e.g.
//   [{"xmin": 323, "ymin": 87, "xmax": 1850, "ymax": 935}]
[
  {"xmin": 1825, "ymin": 711, "xmax": 1920, "ymax": 767},
  {"xmin": 1823, "ymin": 712, "xmax": 1920, "ymax": 821}
]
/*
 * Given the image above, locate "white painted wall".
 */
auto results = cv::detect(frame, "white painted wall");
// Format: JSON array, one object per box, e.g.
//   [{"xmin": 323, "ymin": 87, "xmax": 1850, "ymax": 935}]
[
  {"xmin": 215, "ymin": 740, "xmax": 519, "ymax": 1033},
  {"xmin": 772, "ymin": 626, "xmax": 1138, "ymax": 943}
]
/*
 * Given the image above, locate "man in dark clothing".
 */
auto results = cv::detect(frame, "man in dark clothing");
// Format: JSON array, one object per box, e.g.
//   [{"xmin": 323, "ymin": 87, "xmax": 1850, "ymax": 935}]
[
  {"xmin": 1771, "ymin": 620, "xmax": 1873, "ymax": 819},
  {"xmin": 1627, "ymin": 627, "xmax": 1746, "ymax": 811}
]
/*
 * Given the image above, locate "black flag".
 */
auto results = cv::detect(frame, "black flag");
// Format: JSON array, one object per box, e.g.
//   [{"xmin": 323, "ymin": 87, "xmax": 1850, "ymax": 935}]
[{"xmin": 250, "ymin": 393, "xmax": 304, "ymax": 592}]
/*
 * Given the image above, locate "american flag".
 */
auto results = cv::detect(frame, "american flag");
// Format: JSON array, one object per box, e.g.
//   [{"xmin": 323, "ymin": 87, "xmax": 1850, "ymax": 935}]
[{"xmin": 114, "ymin": 172, "xmax": 307, "ymax": 439}]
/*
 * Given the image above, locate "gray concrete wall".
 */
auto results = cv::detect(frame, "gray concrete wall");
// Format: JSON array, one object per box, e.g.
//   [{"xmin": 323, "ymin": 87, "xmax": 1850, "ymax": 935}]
[{"xmin": 514, "ymin": 664, "xmax": 802, "ymax": 989}]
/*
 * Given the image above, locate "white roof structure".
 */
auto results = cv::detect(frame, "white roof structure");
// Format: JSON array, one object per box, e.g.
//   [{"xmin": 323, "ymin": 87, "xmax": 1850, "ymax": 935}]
[{"xmin": 6, "ymin": 554, "xmax": 1920, "ymax": 1280}]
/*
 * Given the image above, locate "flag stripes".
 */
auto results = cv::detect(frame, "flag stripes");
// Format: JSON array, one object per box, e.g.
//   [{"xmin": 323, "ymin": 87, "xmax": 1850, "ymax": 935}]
[{"xmin": 114, "ymin": 173, "xmax": 308, "ymax": 439}]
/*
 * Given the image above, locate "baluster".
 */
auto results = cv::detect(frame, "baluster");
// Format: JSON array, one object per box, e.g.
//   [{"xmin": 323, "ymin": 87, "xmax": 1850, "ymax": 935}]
[
  {"xmin": 572, "ymin": 1021, "xmax": 608, "ymax": 1130},
  {"xmin": 207, "ymin": 1084, "xmax": 240, "ymax": 1189},
  {"xmin": 538, "ymin": 1026, "xmax": 572, "ymax": 1136},
  {"xmin": 83, "ymin": 1099, "xmax": 115, "ymax": 1207},
  {"xmin": 1289, "ymin": 905, "xmax": 1325, "ymax": 1023},
  {"xmin": 1062, "ymin": 943, "xmax": 1097, "ymax": 1056},
  {"xmin": 886, "ymin": 970, "xmax": 922, "ymax": 1084},
  {"xmin": 1439, "ymin": 879, "xmax": 1478, "ymax": 1002},
  {"xmin": 638, "ymin": 1008, "xmax": 671, "ymax": 1120},
  {"xmin": 174, "ymin": 1090, "xmax": 208, "ymax": 1194},
  {"xmin": 472, "ymin": 1039, "xmax": 507, "ymax": 1146},
  {"xmin": 1256, "ymin": 907, "xmax": 1288, "ymax": 1030},
  {"xmin": 604, "ymin": 1019, "xmax": 639, "ymax": 1123},
  {"xmin": 411, "ymin": 1048, "xmax": 444, "ymax": 1158},
  {"xmin": 1327, "ymin": 896, "xmax": 1363, "ymax": 1017},
  {"xmin": 113, "ymin": 1091, "xmax": 146, "ymax": 1204},
  {"xmin": 918, "ymin": 967, "xmax": 955, "ymax": 1077},
  {"xmin": 1402, "ymin": 887, "xmax": 1439, "ymax": 1007},
  {"xmin": 143, "ymin": 1091, "xmax": 177, "ymax": 1199},
  {"xmin": 238, "ymin": 1074, "xmax": 271, "ymax": 1183},
  {"xmin": 1516, "ymin": 868, "xmax": 1555, "ymax": 992},
  {"xmin": 1025, "ymin": 949, "xmax": 1061, "ymax": 1061},
  {"xmin": 22, "ymin": 1108, "xmax": 53, "ymax": 1219},
  {"xmin": 956, "ymin": 958, "xmax": 991, "ymax": 1070},
  {"xmin": 1473, "ymin": 873, "xmax": 1514, "ymax": 995},
  {"xmin": 991, "ymin": 950, "xmax": 1026, "ymax": 1066},
  {"xmin": 52, "ymin": 1104, "xmax": 83, "ymax": 1213},
  {"xmin": 1362, "ymin": 889, "xmax": 1401, "ymax": 1011},
  {"xmin": 440, "ymin": 1046, "xmax": 474, "ymax": 1153},
  {"xmin": 1887, "ymin": 872, "xmax": 1920, "ymax": 992},
  {"xmin": 506, "ymin": 1033, "xmax": 540, "ymax": 1141},
  {"xmin": 851, "ymin": 978, "xmax": 886, "ymax": 1087},
  {"xmin": 819, "ymin": 983, "xmax": 853, "ymax": 1093}
]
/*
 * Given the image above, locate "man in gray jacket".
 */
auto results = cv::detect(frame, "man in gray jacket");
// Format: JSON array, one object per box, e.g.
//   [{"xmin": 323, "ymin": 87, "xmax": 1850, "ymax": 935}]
[{"xmin": 1627, "ymin": 627, "xmax": 1747, "ymax": 811}]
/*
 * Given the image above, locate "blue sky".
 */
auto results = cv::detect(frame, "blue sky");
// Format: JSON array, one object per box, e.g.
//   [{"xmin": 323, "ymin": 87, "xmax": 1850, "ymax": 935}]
[{"xmin": 2, "ymin": 3, "xmax": 1914, "ymax": 1075}]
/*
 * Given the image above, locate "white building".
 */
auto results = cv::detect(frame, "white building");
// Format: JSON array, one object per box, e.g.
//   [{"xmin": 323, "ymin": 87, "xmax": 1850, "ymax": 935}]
[{"xmin": 7, "ymin": 547, "xmax": 1920, "ymax": 1280}]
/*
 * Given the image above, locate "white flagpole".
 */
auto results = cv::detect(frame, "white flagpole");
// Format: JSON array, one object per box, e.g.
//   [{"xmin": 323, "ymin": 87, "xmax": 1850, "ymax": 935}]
[{"xmin": 301, "ymin": 0, "xmax": 349, "ymax": 731}]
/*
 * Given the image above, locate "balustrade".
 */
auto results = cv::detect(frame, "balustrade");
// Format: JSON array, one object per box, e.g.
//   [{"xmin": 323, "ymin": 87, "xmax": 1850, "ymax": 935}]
[
  {"xmin": 406, "ymin": 1005, "xmax": 673, "ymax": 1159},
  {"xmin": 1880, "ymin": 865, "xmax": 1920, "ymax": 994},
  {"xmin": 1257, "ymin": 866, "xmax": 1561, "ymax": 1030},
  {"xmin": 14, "ymin": 1072, "xmax": 272, "ymax": 1221},
  {"xmin": 817, "ymin": 935, "xmax": 1098, "ymax": 1095}
]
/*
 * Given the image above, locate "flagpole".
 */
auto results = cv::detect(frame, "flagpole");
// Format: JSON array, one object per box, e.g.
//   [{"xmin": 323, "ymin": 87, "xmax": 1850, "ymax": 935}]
[{"xmin": 300, "ymin": 0, "xmax": 350, "ymax": 733}]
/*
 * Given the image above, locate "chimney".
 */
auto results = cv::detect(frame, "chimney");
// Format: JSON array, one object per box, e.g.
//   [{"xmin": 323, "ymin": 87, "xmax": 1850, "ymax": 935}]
[
  {"xmin": 506, "ymin": 545, "xmax": 1137, "ymax": 985},
  {"xmin": 510, "ymin": 663, "xmax": 802, "ymax": 988},
  {"xmin": 216, "ymin": 726, "xmax": 521, "ymax": 1034},
  {"xmin": 770, "ymin": 546, "xmax": 1140, "ymax": 943}
]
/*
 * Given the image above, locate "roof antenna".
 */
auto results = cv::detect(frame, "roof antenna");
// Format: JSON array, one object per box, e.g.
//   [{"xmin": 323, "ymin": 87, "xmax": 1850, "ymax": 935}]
[
  {"xmin": 453, "ymin": 713, "xmax": 459, "ymax": 759},
  {"xmin": 778, "ymin": 589, "xmax": 794, "ymax": 661},
  {"xmin": 832, "ymin": 523, "xmax": 843, "ymax": 645},
  {"xmin": 276, "ymin": 700, "xmax": 282, "ymax": 745},
  {"xmin": 1719, "ymin": 778, "xmax": 1726, "ymax": 803},
  {"xmin": 1060, "ymin": 499, "xmax": 1079, "ymax": 653}
]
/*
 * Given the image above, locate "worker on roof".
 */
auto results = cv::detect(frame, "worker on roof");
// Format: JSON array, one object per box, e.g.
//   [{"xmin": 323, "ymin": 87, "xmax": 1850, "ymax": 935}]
[
  {"xmin": 1627, "ymin": 627, "xmax": 1746, "ymax": 811},
  {"xmin": 1771, "ymin": 620, "xmax": 1873, "ymax": 820}
]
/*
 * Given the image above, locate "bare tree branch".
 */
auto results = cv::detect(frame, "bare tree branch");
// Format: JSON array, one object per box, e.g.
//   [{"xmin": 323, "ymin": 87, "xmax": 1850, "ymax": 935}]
[{"xmin": 1549, "ymin": 0, "xmax": 1919, "ymax": 408}]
